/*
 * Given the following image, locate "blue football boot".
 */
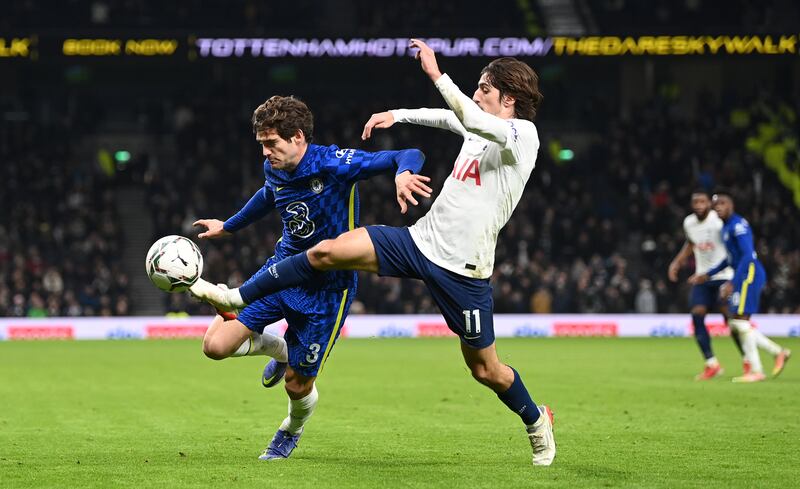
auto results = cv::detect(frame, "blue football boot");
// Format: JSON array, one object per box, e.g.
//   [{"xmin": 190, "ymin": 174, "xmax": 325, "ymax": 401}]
[
  {"xmin": 262, "ymin": 359, "xmax": 287, "ymax": 388},
  {"xmin": 258, "ymin": 429, "xmax": 302, "ymax": 460}
]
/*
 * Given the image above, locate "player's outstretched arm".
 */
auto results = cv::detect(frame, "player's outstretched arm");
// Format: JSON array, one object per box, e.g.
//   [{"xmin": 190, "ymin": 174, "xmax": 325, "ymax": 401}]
[
  {"xmin": 323, "ymin": 146, "xmax": 431, "ymax": 213},
  {"xmin": 362, "ymin": 110, "xmax": 466, "ymax": 139},
  {"xmin": 204, "ymin": 186, "xmax": 275, "ymax": 238},
  {"xmin": 410, "ymin": 38, "xmax": 512, "ymax": 145}
]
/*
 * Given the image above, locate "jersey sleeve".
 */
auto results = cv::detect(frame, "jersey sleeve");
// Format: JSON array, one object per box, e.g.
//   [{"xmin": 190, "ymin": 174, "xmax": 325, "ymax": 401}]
[
  {"xmin": 682, "ymin": 216, "xmax": 692, "ymax": 242},
  {"xmin": 434, "ymin": 73, "xmax": 539, "ymax": 166},
  {"xmin": 320, "ymin": 147, "xmax": 425, "ymax": 182},
  {"xmin": 223, "ymin": 186, "xmax": 276, "ymax": 233},
  {"xmin": 390, "ymin": 108, "xmax": 467, "ymax": 136}
]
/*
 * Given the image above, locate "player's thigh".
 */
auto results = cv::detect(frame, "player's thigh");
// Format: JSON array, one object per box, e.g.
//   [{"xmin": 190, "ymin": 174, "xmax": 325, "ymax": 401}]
[
  {"xmin": 205, "ymin": 318, "xmax": 253, "ymax": 352},
  {"xmin": 423, "ymin": 267, "xmax": 496, "ymax": 349},
  {"xmin": 282, "ymin": 288, "xmax": 352, "ymax": 378},
  {"xmin": 313, "ymin": 228, "xmax": 378, "ymax": 273}
]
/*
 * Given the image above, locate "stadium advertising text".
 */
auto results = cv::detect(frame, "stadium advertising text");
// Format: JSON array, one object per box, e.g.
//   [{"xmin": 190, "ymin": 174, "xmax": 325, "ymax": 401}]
[
  {"xmin": 0, "ymin": 37, "xmax": 33, "ymax": 57},
  {"xmin": 2, "ymin": 35, "xmax": 797, "ymax": 60},
  {"xmin": 194, "ymin": 35, "xmax": 799, "ymax": 58},
  {"xmin": 62, "ymin": 38, "xmax": 178, "ymax": 56},
  {"xmin": 2, "ymin": 315, "xmax": 798, "ymax": 340}
]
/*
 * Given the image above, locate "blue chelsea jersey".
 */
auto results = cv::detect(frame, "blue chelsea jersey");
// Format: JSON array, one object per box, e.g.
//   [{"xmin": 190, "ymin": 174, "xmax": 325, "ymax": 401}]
[
  {"xmin": 267, "ymin": 145, "xmax": 367, "ymax": 260},
  {"xmin": 720, "ymin": 213, "xmax": 761, "ymax": 280},
  {"xmin": 224, "ymin": 143, "xmax": 424, "ymax": 291}
]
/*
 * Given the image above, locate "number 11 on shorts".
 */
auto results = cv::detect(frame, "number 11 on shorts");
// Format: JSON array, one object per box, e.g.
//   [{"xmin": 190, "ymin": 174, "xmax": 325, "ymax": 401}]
[{"xmin": 463, "ymin": 309, "xmax": 481, "ymax": 334}]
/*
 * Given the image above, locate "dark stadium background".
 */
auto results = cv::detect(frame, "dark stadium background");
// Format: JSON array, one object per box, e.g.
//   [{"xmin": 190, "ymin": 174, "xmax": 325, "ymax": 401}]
[{"xmin": 2, "ymin": 0, "xmax": 799, "ymax": 319}]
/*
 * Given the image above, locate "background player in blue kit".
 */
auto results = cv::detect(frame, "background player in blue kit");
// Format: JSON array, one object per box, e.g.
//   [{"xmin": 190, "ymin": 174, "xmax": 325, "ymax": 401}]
[
  {"xmin": 192, "ymin": 95, "xmax": 430, "ymax": 459},
  {"xmin": 689, "ymin": 190, "xmax": 791, "ymax": 383}
]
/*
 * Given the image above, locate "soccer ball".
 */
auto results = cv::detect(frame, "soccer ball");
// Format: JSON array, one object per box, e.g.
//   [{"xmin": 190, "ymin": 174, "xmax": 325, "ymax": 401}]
[{"xmin": 145, "ymin": 235, "xmax": 203, "ymax": 292}]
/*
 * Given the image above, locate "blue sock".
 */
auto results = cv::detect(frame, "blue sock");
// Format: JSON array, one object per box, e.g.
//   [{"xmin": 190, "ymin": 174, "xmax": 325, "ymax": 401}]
[
  {"xmin": 497, "ymin": 367, "xmax": 540, "ymax": 426},
  {"xmin": 692, "ymin": 314, "xmax": 714, "ymax": 360},
  {"xmin": 239, "ymin": 252, "xmax": 320, "ymax": 304}
]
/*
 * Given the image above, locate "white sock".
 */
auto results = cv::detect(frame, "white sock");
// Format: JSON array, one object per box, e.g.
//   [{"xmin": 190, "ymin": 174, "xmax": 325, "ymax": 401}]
[
  {"xmin": 730, "ymin": 319, "xmax": 763, "ymax": 374},
  {"xmin": 230, "ymin": 332, "xmax": 288, "ymax": 361},
  {"xmin": 705, "ymin": 357, "xmax": 719, "ymax": 367},
  {"xmin": 751, "ymin": 329, "xmax": 782, "ymax": 356},
  {"xmin": 279, "ymin": 385, "xmax": 319, "ymax": 434}
]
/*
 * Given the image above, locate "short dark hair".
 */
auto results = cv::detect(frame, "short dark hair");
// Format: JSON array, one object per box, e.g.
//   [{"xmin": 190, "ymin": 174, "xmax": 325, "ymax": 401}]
[
  {"xmin": 691, "ymin": 188, "xmax": 711, "ymax": 198},
  {"xmin": 712, "ymin": 188, "xmax": 734, "ymax": 201},
  {"xmin": 480, "ymin": 57, "xmax": 543, "ymax": 122},
  {"xmin": 252, "ymin": 95, "xmax": 314, "ymax": 142}
]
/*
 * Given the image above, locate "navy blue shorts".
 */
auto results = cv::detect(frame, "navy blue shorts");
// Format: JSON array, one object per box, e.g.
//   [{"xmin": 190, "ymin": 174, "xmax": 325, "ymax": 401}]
[
  {"xmin": 238, "ymin": 258, "xmax": 354, "ymax": 377},
  {"xmin": 729, "ymin": 262, "xmax": 766, "ymax": 316},
  {"xmin": 366, "ymin": 225, "xmax": 495, "ymax": 349},
  {"xmin": 689, "ymin": 279, "xmax": 727, "ymax": 309}
]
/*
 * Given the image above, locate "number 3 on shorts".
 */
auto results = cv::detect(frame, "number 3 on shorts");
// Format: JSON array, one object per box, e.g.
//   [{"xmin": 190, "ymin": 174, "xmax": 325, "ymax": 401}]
[{"xmin": 306, "ymin": 343, "xmax": 321, "ymax": 364}]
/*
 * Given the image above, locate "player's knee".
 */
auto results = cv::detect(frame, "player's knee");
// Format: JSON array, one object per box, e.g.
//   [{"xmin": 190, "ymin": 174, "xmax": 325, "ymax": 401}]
[
  {"xmin": 202, "ymin": 338, "xmax": 227, "ymax": 360},
  {"xmin": 284, "ymin": 377, "xmax": 314, "ymax": 399},
  {"xmin": 469, "ymin": 363, "xmax": 497, "ymax": 386},
  {"xmin": 690, "ymin": 306, "xmax": 707, "ymax": 316},
  {"xmin": 308, "ymin": 240, "xmax": 337, "ymax": 270}
]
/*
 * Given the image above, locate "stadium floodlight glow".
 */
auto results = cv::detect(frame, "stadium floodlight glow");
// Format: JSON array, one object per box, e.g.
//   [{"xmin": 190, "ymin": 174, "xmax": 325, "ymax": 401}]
[
  {"xmin": 558, "ymin": 149, "xmax": 574, "ymax": 161},
  {"xmin": 114, "ymin": 150, "xmax": 131, "ymax": 162}
]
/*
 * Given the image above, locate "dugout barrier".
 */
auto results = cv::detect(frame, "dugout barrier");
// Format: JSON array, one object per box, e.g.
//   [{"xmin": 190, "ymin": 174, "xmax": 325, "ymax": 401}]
[{"xmin": 1, "ymin": 314, "xmax": 799, "ymax": 340}]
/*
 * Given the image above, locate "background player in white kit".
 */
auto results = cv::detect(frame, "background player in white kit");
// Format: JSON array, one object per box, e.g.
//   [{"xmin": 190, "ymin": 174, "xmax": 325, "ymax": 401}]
[
  {"xmin": 668, "ymin": 190, "xmax": 743, "ymax": 380},
  {"xmin": 190, "ymin": 39, "xmax": 556, "ymax": 466}
]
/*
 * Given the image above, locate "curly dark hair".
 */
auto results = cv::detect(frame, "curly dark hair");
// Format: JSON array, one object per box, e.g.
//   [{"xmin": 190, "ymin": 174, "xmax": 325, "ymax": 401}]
[
  {"xmin": 251, "ymin": 95, "xmax": 314, "ymax": 142},
  {"xmin": 480, "ymin": 57, "xmax": 543, "ymax": 122}
]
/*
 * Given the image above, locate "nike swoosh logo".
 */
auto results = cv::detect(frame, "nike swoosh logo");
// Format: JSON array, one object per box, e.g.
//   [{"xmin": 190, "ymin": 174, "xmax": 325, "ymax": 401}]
[
  {"xmin": 275, "ymin": 186, "xmax": 284, "ymax": 192},
  {"xmin": 464, "ymin": 335, "xmax": 481, "ymax": 340},
  {"xmin": 299, "ymin": 362, "xmax": 315, "ymax": 367}
]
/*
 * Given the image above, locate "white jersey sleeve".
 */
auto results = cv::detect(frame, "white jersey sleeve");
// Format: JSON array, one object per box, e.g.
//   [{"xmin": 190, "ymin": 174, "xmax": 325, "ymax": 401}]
[
  {"xmin": 390, "ymin": 108, "xmax": 467, "ymax": 137},
  {"xmin": 683, "ymin": 211, "xmax": 734, "ymax": 281},
  {"xmin": 397, "ymin": 74, "xmax": 540, "ymax": 279}
]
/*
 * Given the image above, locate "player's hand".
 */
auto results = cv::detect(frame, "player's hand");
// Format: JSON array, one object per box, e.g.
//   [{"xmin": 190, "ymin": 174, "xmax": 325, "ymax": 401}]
[
  {"xmin": 667, "ymin": 261, "xmax": 680, "ymax": 282},
  {"xmin": 193, "ymin": 219, "xmax": 231, "ymax": 239},
  {"xmin": 409, "ymin": 39, "xmax": 442, "ymax": 81},
  {"xmin": 361, "ymin": 112, "xmax": 395, "ymax": 140},
  {"xmin": 395, "ymin": 171, "xmax": 432, "ymax": 214},
  {"xmin": 687, "ymin": 273, "xmax": 709, "ymax": 285},
  {"xmin": 719, "ymin": 282, "xmax": 733, "ymax": 300}
]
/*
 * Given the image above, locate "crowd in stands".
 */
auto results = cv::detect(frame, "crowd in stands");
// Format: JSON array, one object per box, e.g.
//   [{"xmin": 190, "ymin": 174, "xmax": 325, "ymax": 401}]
[{"xmin": 0, "ymin": 95, "xmax": 131, "ymax": 317}]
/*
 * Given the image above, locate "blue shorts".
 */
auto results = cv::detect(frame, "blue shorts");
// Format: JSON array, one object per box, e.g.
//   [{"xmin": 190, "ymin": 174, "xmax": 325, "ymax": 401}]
[
  {"xmin": 689, "ymin": 279, "xmax": 727, "ymax": 310},
  {"xmin": 729, "ymin": 262, "xmax": 766, "ymax": 316},
  {"xmin": 366, "ymin": 225, "xmax": 495, "ymax": 349},
  {"xmin": 238, "ymin": 259, "xmax": 354, "ymax": 377}
]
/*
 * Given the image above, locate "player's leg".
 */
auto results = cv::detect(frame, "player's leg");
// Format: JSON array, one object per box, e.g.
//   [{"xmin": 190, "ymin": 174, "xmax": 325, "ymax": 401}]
[
  {"xmin": 260, "ymin": 288, "xmax": 352, "ymax": 460},
  {"xmin": 424, "ymin": 267, "xmax": 555, "ymax": 466},
  {"xmin": 234, "ymin": 228, "xmax": 377, "ymax": 306},
  {"xmin": 719, "ymin": 304, "xmax": 747, "ymax": 372},
  {"xmin": 729, "ymin": 265, "xmax": 768, "ymax": 382},
  {"xmin": 202, "ymin": 314, "xmax": 287, "ymax": 363},
  {"xmin": 690, "ymin": 284, "xmax": 724, "ymax": 380}
]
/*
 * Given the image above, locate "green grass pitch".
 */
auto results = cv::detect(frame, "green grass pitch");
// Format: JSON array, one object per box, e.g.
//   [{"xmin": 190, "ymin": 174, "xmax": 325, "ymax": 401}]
[{"xmin": 1, "ymin": 337, "xmax": 798, "ymax": 488}]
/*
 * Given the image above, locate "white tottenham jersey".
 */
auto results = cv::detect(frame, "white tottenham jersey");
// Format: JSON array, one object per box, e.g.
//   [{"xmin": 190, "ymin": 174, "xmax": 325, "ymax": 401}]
[
  {"xmin": 683, "ymin": 210, "xmax": 734, "ymax": 280},
  {"xmin": 390, "ymin": 73, "xmax": 539, "ymax": 279}
]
